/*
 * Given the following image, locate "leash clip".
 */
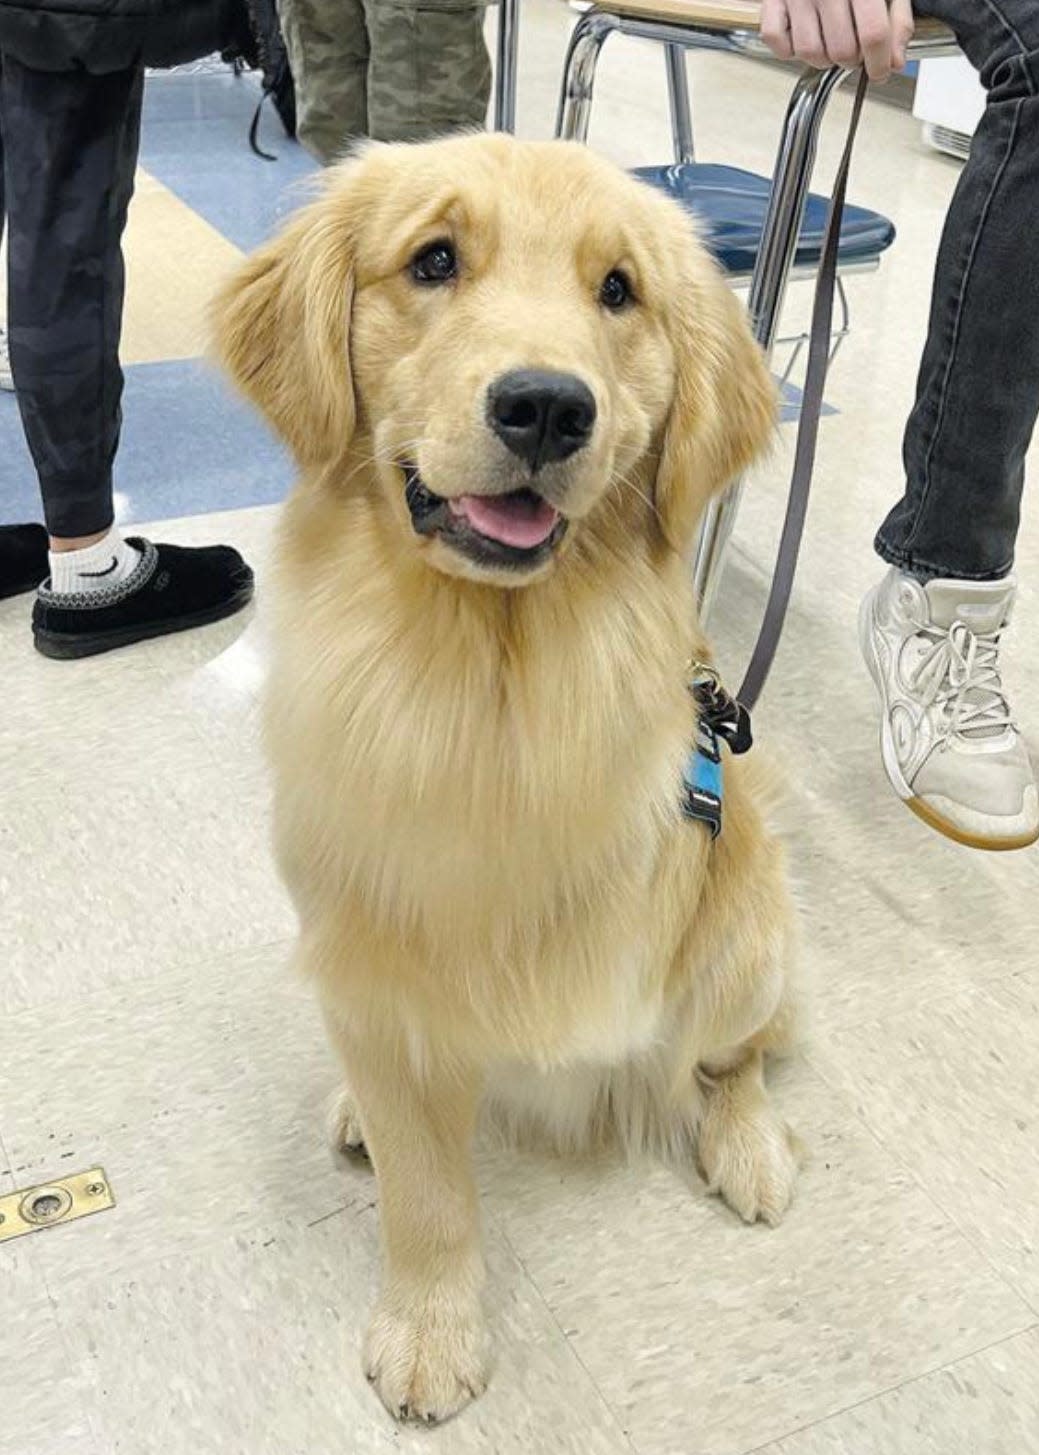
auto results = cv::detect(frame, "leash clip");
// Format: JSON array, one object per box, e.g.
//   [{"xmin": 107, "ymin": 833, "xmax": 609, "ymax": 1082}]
[{"xmin": 688, "ymin": 660, "xmax": 753, "ymax": 757}]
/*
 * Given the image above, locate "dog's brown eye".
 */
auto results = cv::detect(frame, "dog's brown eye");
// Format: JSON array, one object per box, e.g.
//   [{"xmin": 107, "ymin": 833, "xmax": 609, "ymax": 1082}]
[
  {"xmin": 411, "ymin": 240, "xmax": 457, "ymax": 285},
  {"xmin": 600, "ymin": 269, "xmax": 634, "ymax": 311}
]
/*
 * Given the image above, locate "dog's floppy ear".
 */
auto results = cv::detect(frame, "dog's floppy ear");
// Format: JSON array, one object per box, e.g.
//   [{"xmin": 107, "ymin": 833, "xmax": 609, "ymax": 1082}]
[
  {"xmin": 653, "ymin": 235, "xmax": 776, "ymax": 556},
  {"xmin": 212, "ymin": 174, "xmax": 359, "ymax": 467}
]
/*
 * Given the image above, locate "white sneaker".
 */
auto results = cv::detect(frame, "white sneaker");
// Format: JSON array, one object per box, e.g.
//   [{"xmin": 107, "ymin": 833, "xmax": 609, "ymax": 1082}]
[
  {"xmin": 859, "ymin": 567, "xmax": 1038, "ymax": 851},
  {"xmin": 0, "ymin": 326, "xmax": 13, "ymax": 392}
]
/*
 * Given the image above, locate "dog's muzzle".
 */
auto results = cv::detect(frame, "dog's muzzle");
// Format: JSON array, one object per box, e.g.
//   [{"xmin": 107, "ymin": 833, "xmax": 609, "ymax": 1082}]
[{"xmin": 403, "ymin": 466, "xmax": 568, "ymax": 571}]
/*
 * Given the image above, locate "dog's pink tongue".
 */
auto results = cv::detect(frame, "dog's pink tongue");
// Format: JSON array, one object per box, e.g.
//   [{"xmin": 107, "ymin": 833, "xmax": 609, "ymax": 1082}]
[{"xmin": 454, "ymin": 492, "xmax": 559, "ymax": 549}]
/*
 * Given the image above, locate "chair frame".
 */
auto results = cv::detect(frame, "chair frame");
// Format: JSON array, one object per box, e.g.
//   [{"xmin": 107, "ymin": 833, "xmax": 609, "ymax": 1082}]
[
  {"xmin": 494, "ymin": 0, "xmax": 521, "ymax": 131},
  {"xmin": 493, "ymin": 1, "xmax": 957, "ymax": 619}
]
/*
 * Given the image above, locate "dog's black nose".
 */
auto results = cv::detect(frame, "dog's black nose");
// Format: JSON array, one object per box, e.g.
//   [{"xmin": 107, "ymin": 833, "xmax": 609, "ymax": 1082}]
[{"xmin": 488, "ymin": 369, "xmax": 597, "ymax": 471}]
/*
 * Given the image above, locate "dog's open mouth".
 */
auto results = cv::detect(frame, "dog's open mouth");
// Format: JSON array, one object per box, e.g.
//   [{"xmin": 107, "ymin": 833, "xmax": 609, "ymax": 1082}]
[{"xmin": 403, "ymin": 466, "xmax": 568, "ymax": 569}]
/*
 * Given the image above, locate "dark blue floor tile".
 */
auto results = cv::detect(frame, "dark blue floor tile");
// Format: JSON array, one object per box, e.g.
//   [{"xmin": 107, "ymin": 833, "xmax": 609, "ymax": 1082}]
[
  {"xmin": 0, "ymin": 360, "xmax": 291, "ymax": 528},
  {"xmin": 140, "ymin": 71, "xmax": 320, "ymax": 253}
]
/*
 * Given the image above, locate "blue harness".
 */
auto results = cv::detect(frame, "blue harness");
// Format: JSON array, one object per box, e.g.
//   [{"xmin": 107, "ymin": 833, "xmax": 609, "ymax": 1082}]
[{"xmin": 680, "ymin": 667, "xmax": 753, "ymax": 840}]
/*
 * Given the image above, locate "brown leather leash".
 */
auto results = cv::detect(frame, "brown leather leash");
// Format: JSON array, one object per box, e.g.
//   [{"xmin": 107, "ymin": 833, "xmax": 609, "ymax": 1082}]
[{"xmin": 737, "ymin": 69, "xmax": 870, "ymax": 710}]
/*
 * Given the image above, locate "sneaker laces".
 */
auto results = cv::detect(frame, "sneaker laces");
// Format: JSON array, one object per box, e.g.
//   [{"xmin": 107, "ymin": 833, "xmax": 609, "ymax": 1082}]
[{"xmin": 908, "ymin": 618, "xmax": 1013, "ymax": 742}]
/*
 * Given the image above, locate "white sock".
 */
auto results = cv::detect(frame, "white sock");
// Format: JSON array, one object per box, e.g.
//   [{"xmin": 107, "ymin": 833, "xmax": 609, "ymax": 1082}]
[{"xmin": 47, "ymin": 525, "xmax": 142, "ymax": 597}]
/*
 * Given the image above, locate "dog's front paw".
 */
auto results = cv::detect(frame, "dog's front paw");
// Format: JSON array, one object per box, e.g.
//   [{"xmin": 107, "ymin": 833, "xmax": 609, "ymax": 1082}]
[
  {"xmin": 363, "ymin": 1286, "xmax": 489, "ymax": 1424},
  {"xmin": 326, "ymin": 1086, "xmax": 368, "ymax": 1160},
  {"xmin": 699, "ymin": 1103, "xmax": 802, "ymax": 1227}
]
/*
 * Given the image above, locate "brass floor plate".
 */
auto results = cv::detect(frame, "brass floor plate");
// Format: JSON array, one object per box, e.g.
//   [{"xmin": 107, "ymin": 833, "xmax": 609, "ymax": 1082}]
[{"xmin": 0, "ymin": 1167, "xmax": 114, "ymax": 1243}]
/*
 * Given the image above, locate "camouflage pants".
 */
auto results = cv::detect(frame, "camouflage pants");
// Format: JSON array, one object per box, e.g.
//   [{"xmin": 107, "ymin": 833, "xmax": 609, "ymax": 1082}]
[
  {"xmin": 0, "ymin": 55, "xmax": 142, "ymax": 537},
  {"xmin": 278, "ymin": 0, "xmax": 491, "ymax": 164}
]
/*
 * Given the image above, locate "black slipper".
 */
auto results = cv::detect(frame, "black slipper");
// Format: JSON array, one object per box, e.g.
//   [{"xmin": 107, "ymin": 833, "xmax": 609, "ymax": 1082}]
[
  {"xmin": 0, "ymin": 523, "xmax": 49, "ymax": 601},
  {"xmin": 32, "ymin": 536, "xmax": 255, "ymax": 659}
]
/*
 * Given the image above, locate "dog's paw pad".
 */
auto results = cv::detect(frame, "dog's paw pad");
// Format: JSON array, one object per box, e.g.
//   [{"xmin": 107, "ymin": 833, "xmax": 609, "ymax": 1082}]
[
  {"xmin": 363, "ymin": 1293, "xmax": 488, "ymax": 1424},
  {"xmin": 700, "ymin": 1111, "xmax": 801, "ymax": 1227}
]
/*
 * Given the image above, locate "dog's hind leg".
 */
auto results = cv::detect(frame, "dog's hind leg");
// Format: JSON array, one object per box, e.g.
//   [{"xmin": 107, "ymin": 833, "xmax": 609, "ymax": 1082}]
[
  {"xmin": 321, "ymin": 1008, "xmax": 370, "ymax": 1160},
  {"xmin": 696, "ymin": 1047, "xmax": 802, "ymax": 1227},
  {"xmin": 326, "ymin": 1084, "xmax": 369, "ymax": 1160}
]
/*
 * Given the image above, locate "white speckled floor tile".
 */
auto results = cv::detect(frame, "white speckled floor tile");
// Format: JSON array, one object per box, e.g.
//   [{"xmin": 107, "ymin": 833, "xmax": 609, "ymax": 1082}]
[
  {"xmin": 56, "ymin": 1213, "xmax": 633, "ymax": 1455},
  {"xmin": 768, "ymin": 787, "xmax": 1037, "ymax": 1036},
  {"xmin": 812, "ymin": 969, "xmax": 1039, "ymax": 1316},
  {"xmin": 0, "ymin": 1244, "xmax": 95, "ymax": 1455},
  {"xmin": 0, "ymin": 669, "xmax": 293, "ymax": 1015},
  {"xmin": 0, "ymin": 602, "xmax": 168, "ymax": 765},
  {"xmin": 485, "ymin": 1061, "xmax": 1033, "ymax": 1455},
  {"xmin": 0, "ymin": 1129, "xmax": 12, "ymax": 1193},
  {"xmin": 0, "ymin": 944, "xmax": 344, "ymax": 1286},
  {"xmin": 141, "ymin": 613, "xmax": 272, "ymax": 763},
  {"xmin": 0, "ymin": 1421, "xmax": 99, "ymax": 1455},
  {"xmin": 757, "ymin": 1327, "xmax": 1039, "ymax": 1455}
]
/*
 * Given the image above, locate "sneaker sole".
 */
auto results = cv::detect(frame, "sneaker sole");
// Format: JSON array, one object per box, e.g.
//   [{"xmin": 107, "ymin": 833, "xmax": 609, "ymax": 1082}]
[
  {"xmin": 905, "ymin": 795, "xmax": 1039, "ymax": 852},
  {"xmin": 859, "ymin": 589, "xmax": 1038, "ymax": 852},
  {"xmin": 32, "ymin": 583, "xmax": 254, "ymax": 660}
]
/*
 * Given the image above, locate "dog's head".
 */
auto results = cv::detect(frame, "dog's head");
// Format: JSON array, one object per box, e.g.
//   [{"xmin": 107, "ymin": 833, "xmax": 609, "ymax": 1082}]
[{"xmin": 215, "ymin": 135, "xmax": 774, "ymax": 585}]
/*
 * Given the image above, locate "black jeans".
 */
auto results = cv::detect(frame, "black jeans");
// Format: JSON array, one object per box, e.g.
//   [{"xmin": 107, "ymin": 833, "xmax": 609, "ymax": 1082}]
[
  {"xmin": 877, "ymin": 0, "xmax": 1039, "ymax": 581},
  {"xmin": 0, "ymin": 55, "xmax": 143, "ymax": 539}
]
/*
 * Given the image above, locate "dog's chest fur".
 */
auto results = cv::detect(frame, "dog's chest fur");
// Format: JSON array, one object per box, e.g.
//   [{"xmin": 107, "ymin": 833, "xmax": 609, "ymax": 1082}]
[{"xmin": 267, "ymin": 502, "xmax": 708, "ymax": 1059}]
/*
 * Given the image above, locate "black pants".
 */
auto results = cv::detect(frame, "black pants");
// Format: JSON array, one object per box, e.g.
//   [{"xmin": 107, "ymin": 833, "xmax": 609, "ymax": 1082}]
[
  {"xmin": 0, "ymin": 54, "xmax": 143, "ymax": 539},
  {"xmin": 879, "ymin": 0, "xmax": 1039, "ymax": 581}
]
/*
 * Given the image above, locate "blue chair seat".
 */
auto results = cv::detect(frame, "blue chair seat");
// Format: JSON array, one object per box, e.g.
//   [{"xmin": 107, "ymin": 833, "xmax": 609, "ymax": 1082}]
[{"xmin": 633, "ymin": 162, "xmax": 896, "ymax": 275}]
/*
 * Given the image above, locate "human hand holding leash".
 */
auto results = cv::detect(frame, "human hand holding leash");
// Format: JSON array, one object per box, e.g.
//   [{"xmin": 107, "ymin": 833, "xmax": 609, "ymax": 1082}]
[{"xmin": 760, "ymin": 0, "xmax": 915, "ymax": 81}]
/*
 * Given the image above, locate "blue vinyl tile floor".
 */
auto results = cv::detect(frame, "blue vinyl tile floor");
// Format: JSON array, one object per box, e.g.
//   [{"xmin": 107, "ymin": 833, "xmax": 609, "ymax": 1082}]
[
  {"xmin": 139, "ymin": 68, "xmax": 320, "ymax": 254},
  {"xmin": 0, "ymin": 360, "xmax": 292, "ymax": 530}
]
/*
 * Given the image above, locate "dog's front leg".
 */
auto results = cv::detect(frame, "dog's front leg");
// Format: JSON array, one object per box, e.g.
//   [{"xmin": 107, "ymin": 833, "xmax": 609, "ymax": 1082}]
[{"xmin": 331, "ymin": 1017, "xmax": 488, "ymax": 1424}]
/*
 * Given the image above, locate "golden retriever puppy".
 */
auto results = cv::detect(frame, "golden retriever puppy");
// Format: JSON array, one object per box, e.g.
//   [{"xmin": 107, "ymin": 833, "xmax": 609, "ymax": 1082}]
[{"xmin": 215, "ymin": 133, "xmax": 799, "ymax": 1426}]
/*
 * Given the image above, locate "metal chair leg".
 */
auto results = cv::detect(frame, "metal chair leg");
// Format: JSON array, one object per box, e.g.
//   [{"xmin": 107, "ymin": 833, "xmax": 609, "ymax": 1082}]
[
  {"xmin": 493, "ymin": 0, "xmax": 519, "ymax": 133},
  {"xmin": 556, "ymin": 11, "xmax": 618, "ymax": 142},
  {"xmin": 693, "ymin": 66, "xmax": 847, "ymax": 619},
  {"xmin": 664, "ymin": 44, "xmax": 695, "ymax": 164}
]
